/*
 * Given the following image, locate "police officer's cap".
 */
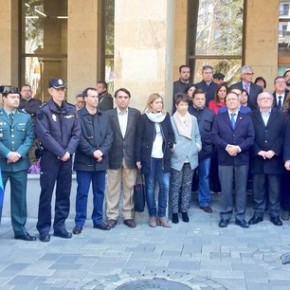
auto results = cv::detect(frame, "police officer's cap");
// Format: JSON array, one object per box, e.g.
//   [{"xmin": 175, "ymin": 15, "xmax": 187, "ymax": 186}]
[
  {"xmin": 0, "ymin": 85, "xmax": 19, "ymax": 95},
  {"xmin": 48, "ymin": 78, "xmax": 66, "ymax": 89}
]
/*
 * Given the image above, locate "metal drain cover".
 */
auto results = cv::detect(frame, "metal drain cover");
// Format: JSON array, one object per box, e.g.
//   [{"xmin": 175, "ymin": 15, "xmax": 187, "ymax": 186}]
[{"xmin": 115, "ymin": 278, "xmax": 192, "ymax": 290}]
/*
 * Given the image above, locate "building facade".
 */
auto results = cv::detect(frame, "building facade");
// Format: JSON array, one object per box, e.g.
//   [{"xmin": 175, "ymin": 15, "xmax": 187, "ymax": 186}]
[{"xmin": 0, "ymin": 0, "xmax": 284, "ymax": 111}]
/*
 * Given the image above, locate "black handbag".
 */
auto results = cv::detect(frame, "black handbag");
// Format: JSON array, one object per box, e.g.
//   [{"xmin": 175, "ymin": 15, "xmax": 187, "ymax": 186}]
[{"xmin": 134, "ymin": 171, "xmax": 145, "ymax": 212}]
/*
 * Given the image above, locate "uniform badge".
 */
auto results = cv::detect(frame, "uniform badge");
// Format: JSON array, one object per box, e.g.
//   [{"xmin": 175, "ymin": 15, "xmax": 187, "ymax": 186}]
[
  {"xmin": 52, "ymin": 114, "xmax": 57, "ymax": 122},
  {"xmin": 64, "ymin": 115, "xmax": 74, "ymax": 119}
]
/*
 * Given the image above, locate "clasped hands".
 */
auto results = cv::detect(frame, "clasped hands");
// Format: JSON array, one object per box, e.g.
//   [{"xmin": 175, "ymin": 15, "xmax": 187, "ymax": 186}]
[
  {"xmin": 93, "ymin": 149, "xmax": 103, "ymax": 162},
  {"xmin": 7, "ymin": 151, "xmax": 21, "ymax": 163},
  {"xmin": 225, "ymin": 144, "xmax": 241, "ymax": 156},
  {"xmin": 258, "ymin": 150, "xmax": 275, "ymax": 160}
]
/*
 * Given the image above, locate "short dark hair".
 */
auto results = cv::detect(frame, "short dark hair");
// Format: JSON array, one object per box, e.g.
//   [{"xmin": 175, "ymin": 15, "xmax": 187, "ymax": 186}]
[
  {"xmin": 21, "ymin": 84, "xmax": 32, "ymax": 90},
  {"xmin": 192, "ymin": 89, "xmax": 206, "ymax": 98},
  {"xmin": 254, "ymin": 76, "xmax": 267, "ymax": 88},
  {"xmin": 179, "ymin": 65, "xmax": 191, "ymax": 73},
  {"xmin": 174, "ymin": 93, "xmax": 189, "ymax": 105},
  {"xmin": 82, "ymin": 87, "xmax": 97, "ymax": 98},
  {"xmin": 114, "ymin": 88, "xmax": 131, "ymax": 98},
  {"xmin": 96, "ymin": 80, "xmax": 108, "ymax": 89}
]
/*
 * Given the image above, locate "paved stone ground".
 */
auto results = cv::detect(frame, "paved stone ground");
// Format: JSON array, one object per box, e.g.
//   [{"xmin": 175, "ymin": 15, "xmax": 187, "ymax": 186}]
[{"xmin": 1, "ymin": 194, "xmax": 290, "ymax": 290}]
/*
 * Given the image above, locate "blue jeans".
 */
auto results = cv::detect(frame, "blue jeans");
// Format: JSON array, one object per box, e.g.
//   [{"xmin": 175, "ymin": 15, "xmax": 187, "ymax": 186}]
[
  {"xmin": 75, "ymin": 170, "xmax": 106, "ymax": 227},
  {"xmin": 197, "ymin": 158, "xmax": 211, "ymax": 207},
  {"xmin": 144, "ymin": 158, "xmax": 170, "ymax": 217}
]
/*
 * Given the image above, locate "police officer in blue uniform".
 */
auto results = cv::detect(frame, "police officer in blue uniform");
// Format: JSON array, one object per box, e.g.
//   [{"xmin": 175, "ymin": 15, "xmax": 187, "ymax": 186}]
[
  {"xmin": 36, "ymin": 79, "xmax": 81, "ymax": 242},
  {"xmin": 0, "ymin": 85, "xmax": 35, "ymax": 241}
]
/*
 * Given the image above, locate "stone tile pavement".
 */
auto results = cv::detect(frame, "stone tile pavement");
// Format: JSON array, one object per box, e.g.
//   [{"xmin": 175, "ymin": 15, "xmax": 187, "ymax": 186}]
[{"xmin": 0, "ymin": 195, "xmax": 290, "ymax": 289}]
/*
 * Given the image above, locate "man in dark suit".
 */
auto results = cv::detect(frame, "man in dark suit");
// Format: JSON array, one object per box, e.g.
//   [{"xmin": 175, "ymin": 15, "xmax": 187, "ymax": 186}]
[
  {"xmin": 212, "ymin": 92, "xmax": 255, "ymax": 228},
  {"xmin": 0, "ymin": 86, "xmax": 35, "ymax": 241},
  {"xmin": 283, "ymin": 118, "xmax": 290, "ymax": 221},
  {"xmin": 272, "ymin": 76, "xmax": 289, "ymax": 109},
  {"xmin": 230, "ymin": 65, "xmax": 263, "ymax": 110},
  {"xmin": 96, "ymin": 81, "xmax": 114, "ymax": 111},
  {"xmin": 172, "ymin": 65, "xmax": 191, "ymax": 111},
  {"xmin": 195, "ymin": 65, "xmax": 218, "ymax": 105},
  {"xmin": 249, "ymin": 92, "xmax": 285, "ymax": 226},
  {"xmin": 106, "ymin": 88, "xmax": 141, "ymax": 229}
]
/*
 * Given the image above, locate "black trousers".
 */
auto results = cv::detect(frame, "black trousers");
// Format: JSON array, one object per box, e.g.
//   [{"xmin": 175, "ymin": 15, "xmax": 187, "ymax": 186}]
[
  {"xmin": 37, "ymin": 151, "xmax": 72, "ymax": 234},
  {"xmin": 280, "ymin": 169, "xmax": 290, "ymax": 211},
  {"xmin": 253, "ymin": 174, "xmax": 281, "ymax": 217}
]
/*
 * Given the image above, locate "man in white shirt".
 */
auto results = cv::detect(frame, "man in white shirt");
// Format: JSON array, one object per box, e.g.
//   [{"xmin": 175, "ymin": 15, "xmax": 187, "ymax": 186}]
[{"xmin": 106, "ymin": 88, "xmax": 141, "ymax": 229}]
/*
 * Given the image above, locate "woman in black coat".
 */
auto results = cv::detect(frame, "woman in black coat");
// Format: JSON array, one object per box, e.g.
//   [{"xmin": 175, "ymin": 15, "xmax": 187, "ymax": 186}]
[{"xmin": 135, "ymin": 93, "xmax": 175, "ymax": 228}]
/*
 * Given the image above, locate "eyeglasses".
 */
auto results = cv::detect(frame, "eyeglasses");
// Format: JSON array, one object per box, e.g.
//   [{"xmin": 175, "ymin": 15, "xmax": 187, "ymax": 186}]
[{"xmin": 244, "ymin": 73, "xmax": 254, "ymax": 76}]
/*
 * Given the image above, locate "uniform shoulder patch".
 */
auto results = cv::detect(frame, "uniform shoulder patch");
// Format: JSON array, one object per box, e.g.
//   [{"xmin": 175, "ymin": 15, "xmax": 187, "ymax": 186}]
[
  {"xmin": 39, "ymin": 102, "xmax": 47, "ymax": 109},
  {"xmin": 17, "ymin": 108, "xmax": 28, "ymax": 114}
]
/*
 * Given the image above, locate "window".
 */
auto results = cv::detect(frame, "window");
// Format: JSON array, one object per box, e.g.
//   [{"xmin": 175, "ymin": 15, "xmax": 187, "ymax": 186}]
[
  {"xmin": 20, "ymin": 0, "xmax": 67, "ymax": 102},
  {"xmin": 104, "ymin": 0, "xmax": 115, "ymax": 92},
  {"xmin": 188, "ymin": 0, "xmax": 244, "ymax": 83},
  {"xmin": 278, "ymin": 0, "xmax": 290, "ymax": 75}
]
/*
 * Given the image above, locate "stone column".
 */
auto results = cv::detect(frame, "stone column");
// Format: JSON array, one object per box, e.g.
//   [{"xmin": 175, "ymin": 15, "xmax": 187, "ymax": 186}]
[
  {"xmin": 244, "ymin": 0, "xmax": 279, "ymax": 89},
  {"xmin": 67, "ymin": 0, "xmax": 102, "ymax": 102},
  {"xmin": 0, "ymin": 0, "xmax": 19, "ymax": 86},
  {"xmin": 173, "ymin": 0, "xmax": 188, "ymax": 80},
  {"xmin": 114, "ymin": 0, "xmax": 175, "ymax": 111}
]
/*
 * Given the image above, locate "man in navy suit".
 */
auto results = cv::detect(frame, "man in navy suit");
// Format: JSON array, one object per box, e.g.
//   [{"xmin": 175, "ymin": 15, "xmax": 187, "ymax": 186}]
[
  {"xmin": 249, "ymin": 92, "xmax": 285, "ymax": 226},
  {"xmin": 230, "ymin": 65, "xmax": 262, "ymax": 110},
  {"xmin": 272, "ymin": 76, "xmax": 289, "ymax": 109},
  {"xmin": 212, "ymin": 92, "xmax": 255, "ymax": 228}
]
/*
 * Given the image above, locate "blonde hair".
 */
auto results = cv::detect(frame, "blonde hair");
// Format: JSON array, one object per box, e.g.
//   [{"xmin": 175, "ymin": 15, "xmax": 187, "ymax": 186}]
[{"xmin": 145, "ymin": 93, "xmax": 165, "ymax": 113}]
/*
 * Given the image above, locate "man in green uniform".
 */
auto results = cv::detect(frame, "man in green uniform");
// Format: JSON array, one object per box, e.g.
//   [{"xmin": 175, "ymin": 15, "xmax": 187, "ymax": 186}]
[{"xmin": 0, "ymin": 85, "xmax": 35, "ymax": 241}]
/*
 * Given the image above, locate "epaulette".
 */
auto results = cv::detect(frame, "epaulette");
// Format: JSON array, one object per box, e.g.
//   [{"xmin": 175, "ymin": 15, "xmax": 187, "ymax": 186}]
[
  {"xmin": 65, "ymin": 101, "xmax": 76, "ymax": 108},
  {"xmin": 39, "ymin": 102, "xmax": 47, "ymax": 108}
]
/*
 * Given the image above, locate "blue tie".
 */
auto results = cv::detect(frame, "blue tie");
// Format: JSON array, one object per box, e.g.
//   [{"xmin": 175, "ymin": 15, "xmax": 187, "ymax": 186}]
[{"xmin": 230, "ymin": 113, "xmax": 236, "ymax": 129}]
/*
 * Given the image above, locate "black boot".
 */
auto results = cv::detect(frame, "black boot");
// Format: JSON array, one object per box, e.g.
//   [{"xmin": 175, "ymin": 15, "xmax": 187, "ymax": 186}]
[
  {"xmin": 182, "ymin": 212, "xmax": 189, "ymax": 223},
  {"xmin": 172, "ymin": 213, "xmax": 179, "ymax": 224}
]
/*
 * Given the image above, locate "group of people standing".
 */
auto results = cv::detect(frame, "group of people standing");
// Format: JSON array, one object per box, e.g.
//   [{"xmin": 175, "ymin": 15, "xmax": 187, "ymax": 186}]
[
  {"xmin": 174, "ymin": 64, "xmax": 290, "ymax": 228},
  {"xmin": 1, "ymin": 63, "xmax": 290, "ymax": 242}
]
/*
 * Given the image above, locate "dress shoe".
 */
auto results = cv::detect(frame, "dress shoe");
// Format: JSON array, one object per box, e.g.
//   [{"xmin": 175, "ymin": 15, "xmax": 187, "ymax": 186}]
[
  {"xmin": 149, "ymin": 216, "xmax": 157, "ymax": 228},
  {"xmin": 181, "ymin": 212, "xmax": 189, "ymax": 223},
  {"xmin": 107, "ymin": 219, "xmax": 117, "ymax": 229},
  {"xmin": 248, "ymin": 215, "xmax": 263, "ymax": 225},
  {"xmin": 93, "ymin": 222, "xmax": 110, "ymax": 230},
  {"xmin": 39, "ymin": 233, "xmax": 50, "ymax": 242},
  {"xmin": 124, "ymin": 219, "xmax": 136, "ymax": 228},
  {"xmin": 219, "ymin": 219, "xmax": 229, "ymax": 228},
  {"xmin": 270, "ymin": 216, "xmax": 283, "ymax": 226},
  {"xmin": 53, "ymin": 230, "xmax": 72, "ymax": 239},
  {"xmin": 157, "ymin": 217, "xmax": 171, "ymax": 228},
  {"xmin": 200, "ymin": 206, "xmax": 213, "ymax": 213},
  {"xmin": 235, "ymin": 219, "xmax": 249, "ymax": 228},
  {"xmin": 172, "ymin": 213, "xmax": 179, "ymax": 224},
  {"xmin": 281, "ymin": 210, "xmax": 290, "ymax": 221},
  {"xmin": 72, "ymin": 226, "xmax": 83, "ymax": 235},
  {"xmin": 15, "ymin": 232, "xmax": 36, "ymax": 241}
]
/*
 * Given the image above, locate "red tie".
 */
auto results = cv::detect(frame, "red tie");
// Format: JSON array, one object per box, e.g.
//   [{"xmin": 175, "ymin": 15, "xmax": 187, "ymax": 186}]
[{"xmin": 245, "ymin": 83, "xmax": 249, "ymax": 94}]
